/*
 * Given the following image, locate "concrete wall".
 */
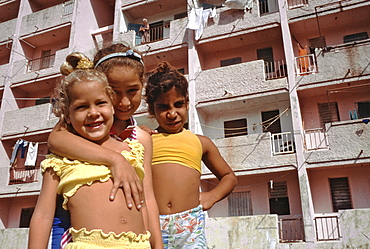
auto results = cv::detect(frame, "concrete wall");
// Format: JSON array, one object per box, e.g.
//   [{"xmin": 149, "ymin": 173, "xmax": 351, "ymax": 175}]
[
  {"xmin": 195, "ymin": 60, "xmax": 288, "ymax": 103},
  {"xmin": 0, "ymin": 19, "xmax": 17, "ymax": 42},
  {"xmin": 1, "ymin": 103, "xmax": 58, "ymax": 137},
  {"xmin": 309, "ymin": 164, "xmax": 370, "ymax": 213},
  {"xmin": 305, "ymin": 119, "xmax": 370, "ymax": 165},
  {"xmin": 19, "ymin": 3, "xmax": 72, "ymax": 35}
]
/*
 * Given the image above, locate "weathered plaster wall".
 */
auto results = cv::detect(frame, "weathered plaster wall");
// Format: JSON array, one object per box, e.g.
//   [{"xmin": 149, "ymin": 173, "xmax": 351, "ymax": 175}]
[{"xmin": 2, "ymin": 103, "xmax": 58, "ymax": 137}]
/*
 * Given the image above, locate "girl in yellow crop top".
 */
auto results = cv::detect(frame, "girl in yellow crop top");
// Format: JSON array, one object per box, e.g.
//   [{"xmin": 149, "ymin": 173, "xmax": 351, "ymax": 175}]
[
  {"xmin": 144, "ymin": 61, "xmax": 238, "ymax": 248},
  {"xmin": 28, "ymin": 53, "xmax": 161, "ymax": 249}
]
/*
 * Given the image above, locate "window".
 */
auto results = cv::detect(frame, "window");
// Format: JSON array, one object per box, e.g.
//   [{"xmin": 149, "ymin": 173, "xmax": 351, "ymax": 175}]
[
  {"xmin": 228, "ymin": 191, "xmax": 253, "ymax": 216},
  {"xmin": 343, "ymin": 32, "xmax": 368, "ymax": 43},
  {"xmin": 259, "ymin": 0, "xmax": 278, "ymax": 14},
  {"xmin": 309, "ymin": 36, "xmax": 326, "ymax": 49},
  {"xmin": 224, "ymin": 118, "xmax": 248, "ymax": 138},
  {"xmin": 329, "ymin": 177, "xmax": 352, "ymax": 212},
  {"xmin": 41, "ymin": 50, "xmax": 51, "ymax": 69},
  {"xmin": 318, "ymin": 102, "xmax": 339, "ymax": 128},
  {"xmin": 257, "ymin": 47, "xmax": 275, "ymax": 73},
  {"xmin": 220, "ymin": 57, "xmax": 242, "ymax": 67},
  {"xmin": 19, "ymin": 207, "xmax": 34, "ymax": 228},
  {"xmin": 357, "ymin": 101, "xmax": 370, "ymax": 118},
  {"xmin": 269, "ymin": 181, "xmax": 290, "ymax": 215},
  {"xmin": 261, "ymin": 110, "xmax": 281, "ymax": 133}
]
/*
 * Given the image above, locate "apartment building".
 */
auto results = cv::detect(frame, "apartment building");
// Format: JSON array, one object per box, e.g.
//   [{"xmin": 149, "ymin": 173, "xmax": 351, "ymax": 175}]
[{"xmin": 0, "ymin": 0, "xmax": 369, "ymax": 248}]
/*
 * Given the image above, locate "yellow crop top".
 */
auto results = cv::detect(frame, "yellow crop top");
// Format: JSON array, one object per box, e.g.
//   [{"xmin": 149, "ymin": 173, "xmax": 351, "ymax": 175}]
[
  {"xmin": 41, "ymin": 139, "xmax": 145, "ymax": 210},
  {"xmin": 152, "ymin": 129, "xmax": 202, "ymax": 173}
]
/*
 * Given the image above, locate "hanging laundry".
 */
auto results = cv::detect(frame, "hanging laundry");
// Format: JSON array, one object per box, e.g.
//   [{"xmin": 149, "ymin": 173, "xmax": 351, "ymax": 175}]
[
  {"xmin": 188, "ymin": 7, "xmax": 217, "ymax": 40},
  {"xmin": 20, "ymin": 140, "xmax": 28, "ymax": 158},
  {"xmin": 10, "ymin": 139, "xmax": 24, "ymax": 165},
  {"xmin": 25, "ymin": 142, "xmax": 39, "ymax": 167}
]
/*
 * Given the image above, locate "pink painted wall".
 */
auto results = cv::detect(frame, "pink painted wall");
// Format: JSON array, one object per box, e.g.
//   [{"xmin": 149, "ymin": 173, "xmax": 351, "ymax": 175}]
[
  {"xmin": 203, "ymin": 170, "xmax": 303, "ymax": 218},
  {"xmin": 299, "ymin": 82, "xmax": 370, "ymax": 130},
  {"xmin": 308, "ymin": 164, "xmax": 370, "ymax": 213}
]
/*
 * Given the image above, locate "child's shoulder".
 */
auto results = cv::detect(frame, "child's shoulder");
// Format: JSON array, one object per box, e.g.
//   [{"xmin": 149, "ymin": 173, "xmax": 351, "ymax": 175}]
[{"xmin": 135, "ymin": 126, "xmax": 152, "ymax": 145}]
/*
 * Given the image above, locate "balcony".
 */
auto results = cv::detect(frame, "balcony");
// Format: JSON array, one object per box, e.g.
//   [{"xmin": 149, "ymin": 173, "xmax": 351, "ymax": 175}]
[
  {"xmin": 295, "ymin": 54, "xmax": 317, "ymax": 76},
  {"xmin": 1, "ymin": 103, "xmax": 58, "ymax": 139},
  {"xmin": 195, "ymin": 60, "xmax": 288, "ymax": 104},
  {"xmin": 305, "ymin": 119, "xmax": 370, "ymax": 166},
  {"xmin": 10, "ymin": 48, "xmax": 68, "ymax": 84},
  {"xmin": 207, "ymin": 132, "xmax": 296, "ymax": 176},
  {"xmin": 27, "ymin": 54, "xmax": 55, "ymax": 72},
  {"xmin": 9, "ymin": 166, "xmax": 40, "ymax": 185},
  {"xmin": 0, "ymin": 19, "xmax": 16, "ymax": 42},
  {"xmin": 297, "ymin": 40, "xmax": 370, "ymax": 87},
  {"xmin": 279, "ymin": 218, "xmax": 304, "ymax": 242},
  {"xmin": 271, "ymin": 132, "xmax": 295, "ymax": 155},
  {"xmin": 314, "ymin": 215, "xmax": 341, "ymax": 241},
  {"xmin": 304, "ymin": 128, "xmax": 329, "ymax": 151},
  {"xmin": 20, "ymin": 2, "xmax": 73, "ymax": 35}
]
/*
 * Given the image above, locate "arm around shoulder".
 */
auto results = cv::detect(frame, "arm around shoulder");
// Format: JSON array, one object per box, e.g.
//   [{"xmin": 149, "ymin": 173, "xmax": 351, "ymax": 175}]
[{"xmin": 136, "ymin": 127, "xmax": 163, "ymax": 249}]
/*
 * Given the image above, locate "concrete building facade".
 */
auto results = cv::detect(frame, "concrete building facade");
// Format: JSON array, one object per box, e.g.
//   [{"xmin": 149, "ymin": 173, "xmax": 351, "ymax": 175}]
[{"xmin": 0, "ymin": 0, "xmax": 369, "ymax": 248}]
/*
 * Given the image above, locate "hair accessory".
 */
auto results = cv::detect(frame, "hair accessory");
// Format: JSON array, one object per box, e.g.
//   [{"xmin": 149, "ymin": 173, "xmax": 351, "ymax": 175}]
[
  {"xmin": 75, "ymin": 58, "xmax": 94, "ymax": 69},
  {"xmin": 94, "ymin": 50, "xmax": 143, "ymax": 69}
]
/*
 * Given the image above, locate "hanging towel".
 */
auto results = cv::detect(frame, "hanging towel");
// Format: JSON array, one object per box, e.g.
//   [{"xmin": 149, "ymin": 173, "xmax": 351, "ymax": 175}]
[
  {"xmin": 188, "ymin": 8, "xmax": 217, "ymax": 40},
  {"xmin": 25, "ymin": 142, "xmax": 39, "ymax": 167}
]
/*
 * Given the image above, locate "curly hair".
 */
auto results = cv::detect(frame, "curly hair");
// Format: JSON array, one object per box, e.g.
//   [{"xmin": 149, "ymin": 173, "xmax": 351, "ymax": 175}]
[
  {"xmin": 93, "ymin": 43, "xmax": 145, "ymax": 83},
  {"xmin": 53, "ymin": 53, "xmax": 115, "ymax": 123},
  {"xmin": 145, "ymin": 61, "xmax": 188, "ymax": 115}
]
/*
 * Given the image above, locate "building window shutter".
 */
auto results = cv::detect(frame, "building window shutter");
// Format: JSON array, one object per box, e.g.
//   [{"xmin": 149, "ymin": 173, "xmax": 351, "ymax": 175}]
[
  {"xmin": 269, "ymin": 181, "xmax": 290, "ymax": 215},
  {"xmin": 19, "ymin": 207, "xmax": 34, "ymax": 228},
  {"xmin": 261, "ymin": 110, "xmax": 281, "ymax": 133},
  {"xmin": 220, "ymin": 57, "xmax": 242, "ymax": 67},
  {"xmin": 228, "ymin": 191, "xmax": 253, "ymax": 216},
  {"xmin": 329, "ymin": 177, "xmax": 352, "ymax": 212},
  {"xmin": 343, "ymin": 32, "xmax": 368, "ymax": 43},
  {"xmin": 318, "ymin": 102, "xmax": 339, "ymax": 128},
  {"xmin": 224, "ymin": 118, "xmax": 248, "ymax": 138}
]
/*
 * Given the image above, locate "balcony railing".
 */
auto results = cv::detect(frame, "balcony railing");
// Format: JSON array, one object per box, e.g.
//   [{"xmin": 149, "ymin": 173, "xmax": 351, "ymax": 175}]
[
  {"xmin": 271, "ymin": 132, "xmax": 295, "ymax": 155},
  {"xmin": 63, "ymin": 1, "xmax": 74, "ymax": 16},
  {"xmin": 265, "ymin": 60, "xmax": 287, "ymax": 80},
  {"xmin": 314, "ymin": 215, "xmax": 341, "ymax": 241},
  {"xmin": 304, "ymin": 128, "xmax": 329, "ymax": 151},
  {"xmin": 295, "ymin": 54, "xmax": 317, "ymax": 76},
  {"xmin": 279, "ymin": 218, "xmax": 305, "ymax": 242},
  {"xmin": 9, "ymin": 166, "xmax": 40, "ymax": 185},
  {"xmin": 28, "ymin": 54, "xmax": 55, "ymax": 72}
]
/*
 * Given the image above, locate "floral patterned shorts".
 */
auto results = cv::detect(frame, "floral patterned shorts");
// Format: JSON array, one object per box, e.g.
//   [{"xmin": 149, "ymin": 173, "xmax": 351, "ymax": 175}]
[{"xmin": 159, "ymin": 205, "xmax": 207, "ymax": 249}]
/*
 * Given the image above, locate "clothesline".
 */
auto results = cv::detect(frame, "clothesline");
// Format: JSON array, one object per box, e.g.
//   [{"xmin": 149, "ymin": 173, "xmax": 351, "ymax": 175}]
[{"xmin": 9, "ymin": 138, "xmax": 41, "ymax": 167}]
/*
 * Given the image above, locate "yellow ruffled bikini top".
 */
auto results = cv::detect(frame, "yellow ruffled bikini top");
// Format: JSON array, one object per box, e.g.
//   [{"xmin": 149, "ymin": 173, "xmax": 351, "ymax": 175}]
[{"xmin": 41, "ymin": 139, "xmax": 145, "ymax": 210}]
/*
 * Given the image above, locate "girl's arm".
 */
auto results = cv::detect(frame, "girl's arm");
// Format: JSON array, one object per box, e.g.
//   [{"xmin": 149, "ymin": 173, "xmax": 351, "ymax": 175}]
[
  {"xmin": 48, "ymin": 121, "xmax": 144, "ymax": 209},
  {"xmin": 28, "ymin": 169, "xmax": 59, "ymax": 249},
  {"xmin": 136, "ymin": 128, "xmax": 163, "ymax": 249},
  {"xmin": 198, "ymin": 135, "xmax": 238, "ymax": 211}
]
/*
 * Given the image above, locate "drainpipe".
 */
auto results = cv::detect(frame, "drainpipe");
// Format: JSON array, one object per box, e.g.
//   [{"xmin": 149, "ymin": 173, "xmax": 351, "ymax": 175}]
[{"xmin": 278, "ymin": 0, "xmax": 316, "ymax": 243}]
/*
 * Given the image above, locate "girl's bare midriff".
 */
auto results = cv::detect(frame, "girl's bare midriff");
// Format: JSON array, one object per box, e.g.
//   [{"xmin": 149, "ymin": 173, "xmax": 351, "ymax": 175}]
[
  {"xmin": 68, "ymin": 179, "xmax": 146, "ymax": 235},
  {"xmin": 152, "ymin": 163, "xmax": 201, "ymax": 215}
]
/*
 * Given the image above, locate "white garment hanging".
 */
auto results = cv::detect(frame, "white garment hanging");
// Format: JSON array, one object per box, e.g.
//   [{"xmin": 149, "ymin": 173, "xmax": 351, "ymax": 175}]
[
  {"xmin": 188, "ymin": 7, "xmax": 217, "ymax": 40},
  {"xmin": 25, "ymin": 142, "xmax": 39, "ymax": 167}
]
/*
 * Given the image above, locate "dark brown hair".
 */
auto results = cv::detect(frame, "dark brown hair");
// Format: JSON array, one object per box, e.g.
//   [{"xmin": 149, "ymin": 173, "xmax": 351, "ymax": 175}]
[{"xmin": 145, "ymin": 61, "xmax": 188, "ymax": 115}]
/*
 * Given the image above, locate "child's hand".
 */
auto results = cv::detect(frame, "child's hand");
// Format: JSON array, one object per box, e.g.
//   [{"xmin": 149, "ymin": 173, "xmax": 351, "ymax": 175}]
[
  {"xmin": 109, "ymin": 156, "xmax": 144, "ymax": 210},
  {"xmin": 199, "ymin": 192, "xmax": 216, "ymax": 211}
]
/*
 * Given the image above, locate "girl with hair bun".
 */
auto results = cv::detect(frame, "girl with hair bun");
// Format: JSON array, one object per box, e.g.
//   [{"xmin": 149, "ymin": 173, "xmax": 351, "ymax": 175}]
[{"xmin": 30, "ymin": 46, "xmax": 162, "ymax": 248}]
